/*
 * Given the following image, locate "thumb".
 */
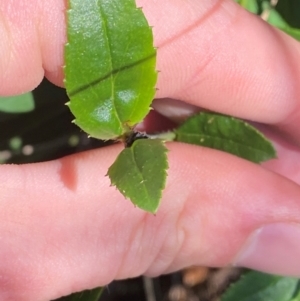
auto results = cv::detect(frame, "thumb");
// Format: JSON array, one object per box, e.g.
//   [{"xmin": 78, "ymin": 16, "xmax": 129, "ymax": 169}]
[{"xmin": 0, "ymin": 144, "xmax": 300, "ymax": 301}]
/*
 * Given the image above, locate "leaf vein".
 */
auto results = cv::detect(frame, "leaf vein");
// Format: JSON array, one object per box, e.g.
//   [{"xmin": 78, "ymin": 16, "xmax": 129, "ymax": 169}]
[
  {"xmin": 68, "ymin": 54, "xmax": 156, "ymax": 97},
  {"xmin": 130, "ymin": 143, "xmax": 152, "ymax": 200},
  {"xmin": 97, "ymin": 1, "xmax": 122, "ymax": 127}
]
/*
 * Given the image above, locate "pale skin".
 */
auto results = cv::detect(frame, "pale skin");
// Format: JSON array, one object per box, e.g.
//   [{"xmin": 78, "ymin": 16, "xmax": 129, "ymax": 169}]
[{"xmin": 0, "ymin": 0, "xmax": 300, "ymax": 300}]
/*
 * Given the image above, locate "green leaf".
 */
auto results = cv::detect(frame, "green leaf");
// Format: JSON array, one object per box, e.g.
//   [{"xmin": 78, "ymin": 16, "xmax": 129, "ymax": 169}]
[
  {"xmin": 174, "ymin": 112, "xmax": 276, "ymax": 163},
  {"xmin": 265, "ymin": 4, "xmax": 300, "ymax": 41},
  {"xmin": 65, "ymin": 0, "xmax": 157, "ymax": 140},
  {"xmin": 290, "ymin": 289, "xmax": 300, "ymax": 301},
  {"xmin": 221, "ymin": 271, "xmax": 299, "ymax": 301},
  {"xmin": 0, "ymin": 92, "xmax": 35, "ymax": 113},
  {"xmin": 107, "ymin": 139, "xmax": 168, "ymax": 213},
  {"xmin": 235, "ymin": 0, "xmax": 259, "ymax": 14},
  {"xmin": 53, "ymin": 287, "xmax": 103, "ymax": 301},
  {"xmin": 265, "ymin": 3, "xmax": 289, "ymax": 28},
  {"xmin": 281, "ymin": 26, "xmax": 300, "ymax": 41}
]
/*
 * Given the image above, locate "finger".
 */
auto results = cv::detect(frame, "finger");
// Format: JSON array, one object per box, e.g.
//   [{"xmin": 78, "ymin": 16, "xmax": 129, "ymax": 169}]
[
  {"xmin": 2, "ymin": 0, "xmax": 300, "ymax": 126},
  {"xmin": 140, "ymin": 0, "xmax": 300, "ymax": 145},
  {"xmin": 259, "ymin": 125, "xmax": 300, "ymax": 185},
  {"xmin": 1, "ymin": 143, "xmax": 300, "ymax": 300},
  {"xmin": 0, "ymin": 0, "xmax": 65, "ymax": 95},
  {"xmin": 143, "ymin": 0, "xmax": 300, "ymax": 123}
]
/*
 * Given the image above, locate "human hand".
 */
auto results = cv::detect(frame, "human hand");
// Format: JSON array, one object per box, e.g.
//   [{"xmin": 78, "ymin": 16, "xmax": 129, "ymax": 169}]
[{"xmin": 1, "ymin": 0, "xmax": 300, "ymax": 300}]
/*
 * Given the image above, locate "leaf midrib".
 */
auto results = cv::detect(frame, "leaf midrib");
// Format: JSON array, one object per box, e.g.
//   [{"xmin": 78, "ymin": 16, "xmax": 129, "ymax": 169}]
[
  {"xmin": 97, "ymin": 2, "xmax": 122, "ymax": 127},
  {"xmin": 130, "ymin": 143, "xmax": 152, "ymax": 203}
]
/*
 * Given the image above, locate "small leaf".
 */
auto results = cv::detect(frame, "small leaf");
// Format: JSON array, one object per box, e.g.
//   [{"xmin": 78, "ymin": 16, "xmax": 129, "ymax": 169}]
[
  {"xmin": 53, "ymin": 287, "xmax": 103, "ymax": 301},
  {"xmin": 107, "ymin": 139, "xmax": 168, "ymax": 213},
  {"xmin": 0, "ymin": 93, "xmax": 35, "ymax": 113},
  {"xmin": 175, "ymin": 112, "xmax": 276, "ymax": 163},
  {"xmin": 65, "ymin": 0, "xmax": 157, "ymax": 140},
  {"xmin": 221, "ymin": 271, "xmax": 298, "ymax": 301}
]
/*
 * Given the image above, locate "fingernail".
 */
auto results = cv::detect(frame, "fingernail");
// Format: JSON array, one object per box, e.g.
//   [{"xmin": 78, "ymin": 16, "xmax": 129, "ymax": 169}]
[
  {"xmin": 152, "ymin": 99, "xmax": 198, "ymax": 123},
  {"xmin": 234, "ymin": 223, "xmax": 300, "ymax": 276}
]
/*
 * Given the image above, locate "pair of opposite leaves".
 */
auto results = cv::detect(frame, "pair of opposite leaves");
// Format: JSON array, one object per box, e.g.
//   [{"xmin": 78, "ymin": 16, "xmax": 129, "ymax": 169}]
[{"xmin": 64, "ymin": 0, "xmax": 276, "ymax": 214}]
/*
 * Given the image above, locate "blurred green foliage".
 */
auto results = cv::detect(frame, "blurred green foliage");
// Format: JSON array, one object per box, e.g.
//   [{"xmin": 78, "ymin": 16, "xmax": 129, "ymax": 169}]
[{"xmin": 0, "ymin": 92, "xmax": 34, "ymax": 113}]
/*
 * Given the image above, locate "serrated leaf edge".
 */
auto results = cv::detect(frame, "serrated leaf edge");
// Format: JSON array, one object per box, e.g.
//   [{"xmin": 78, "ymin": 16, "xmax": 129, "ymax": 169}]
[{"xmin": 107, "ymin": 139, "xmax": 168, "ymax": 213}]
